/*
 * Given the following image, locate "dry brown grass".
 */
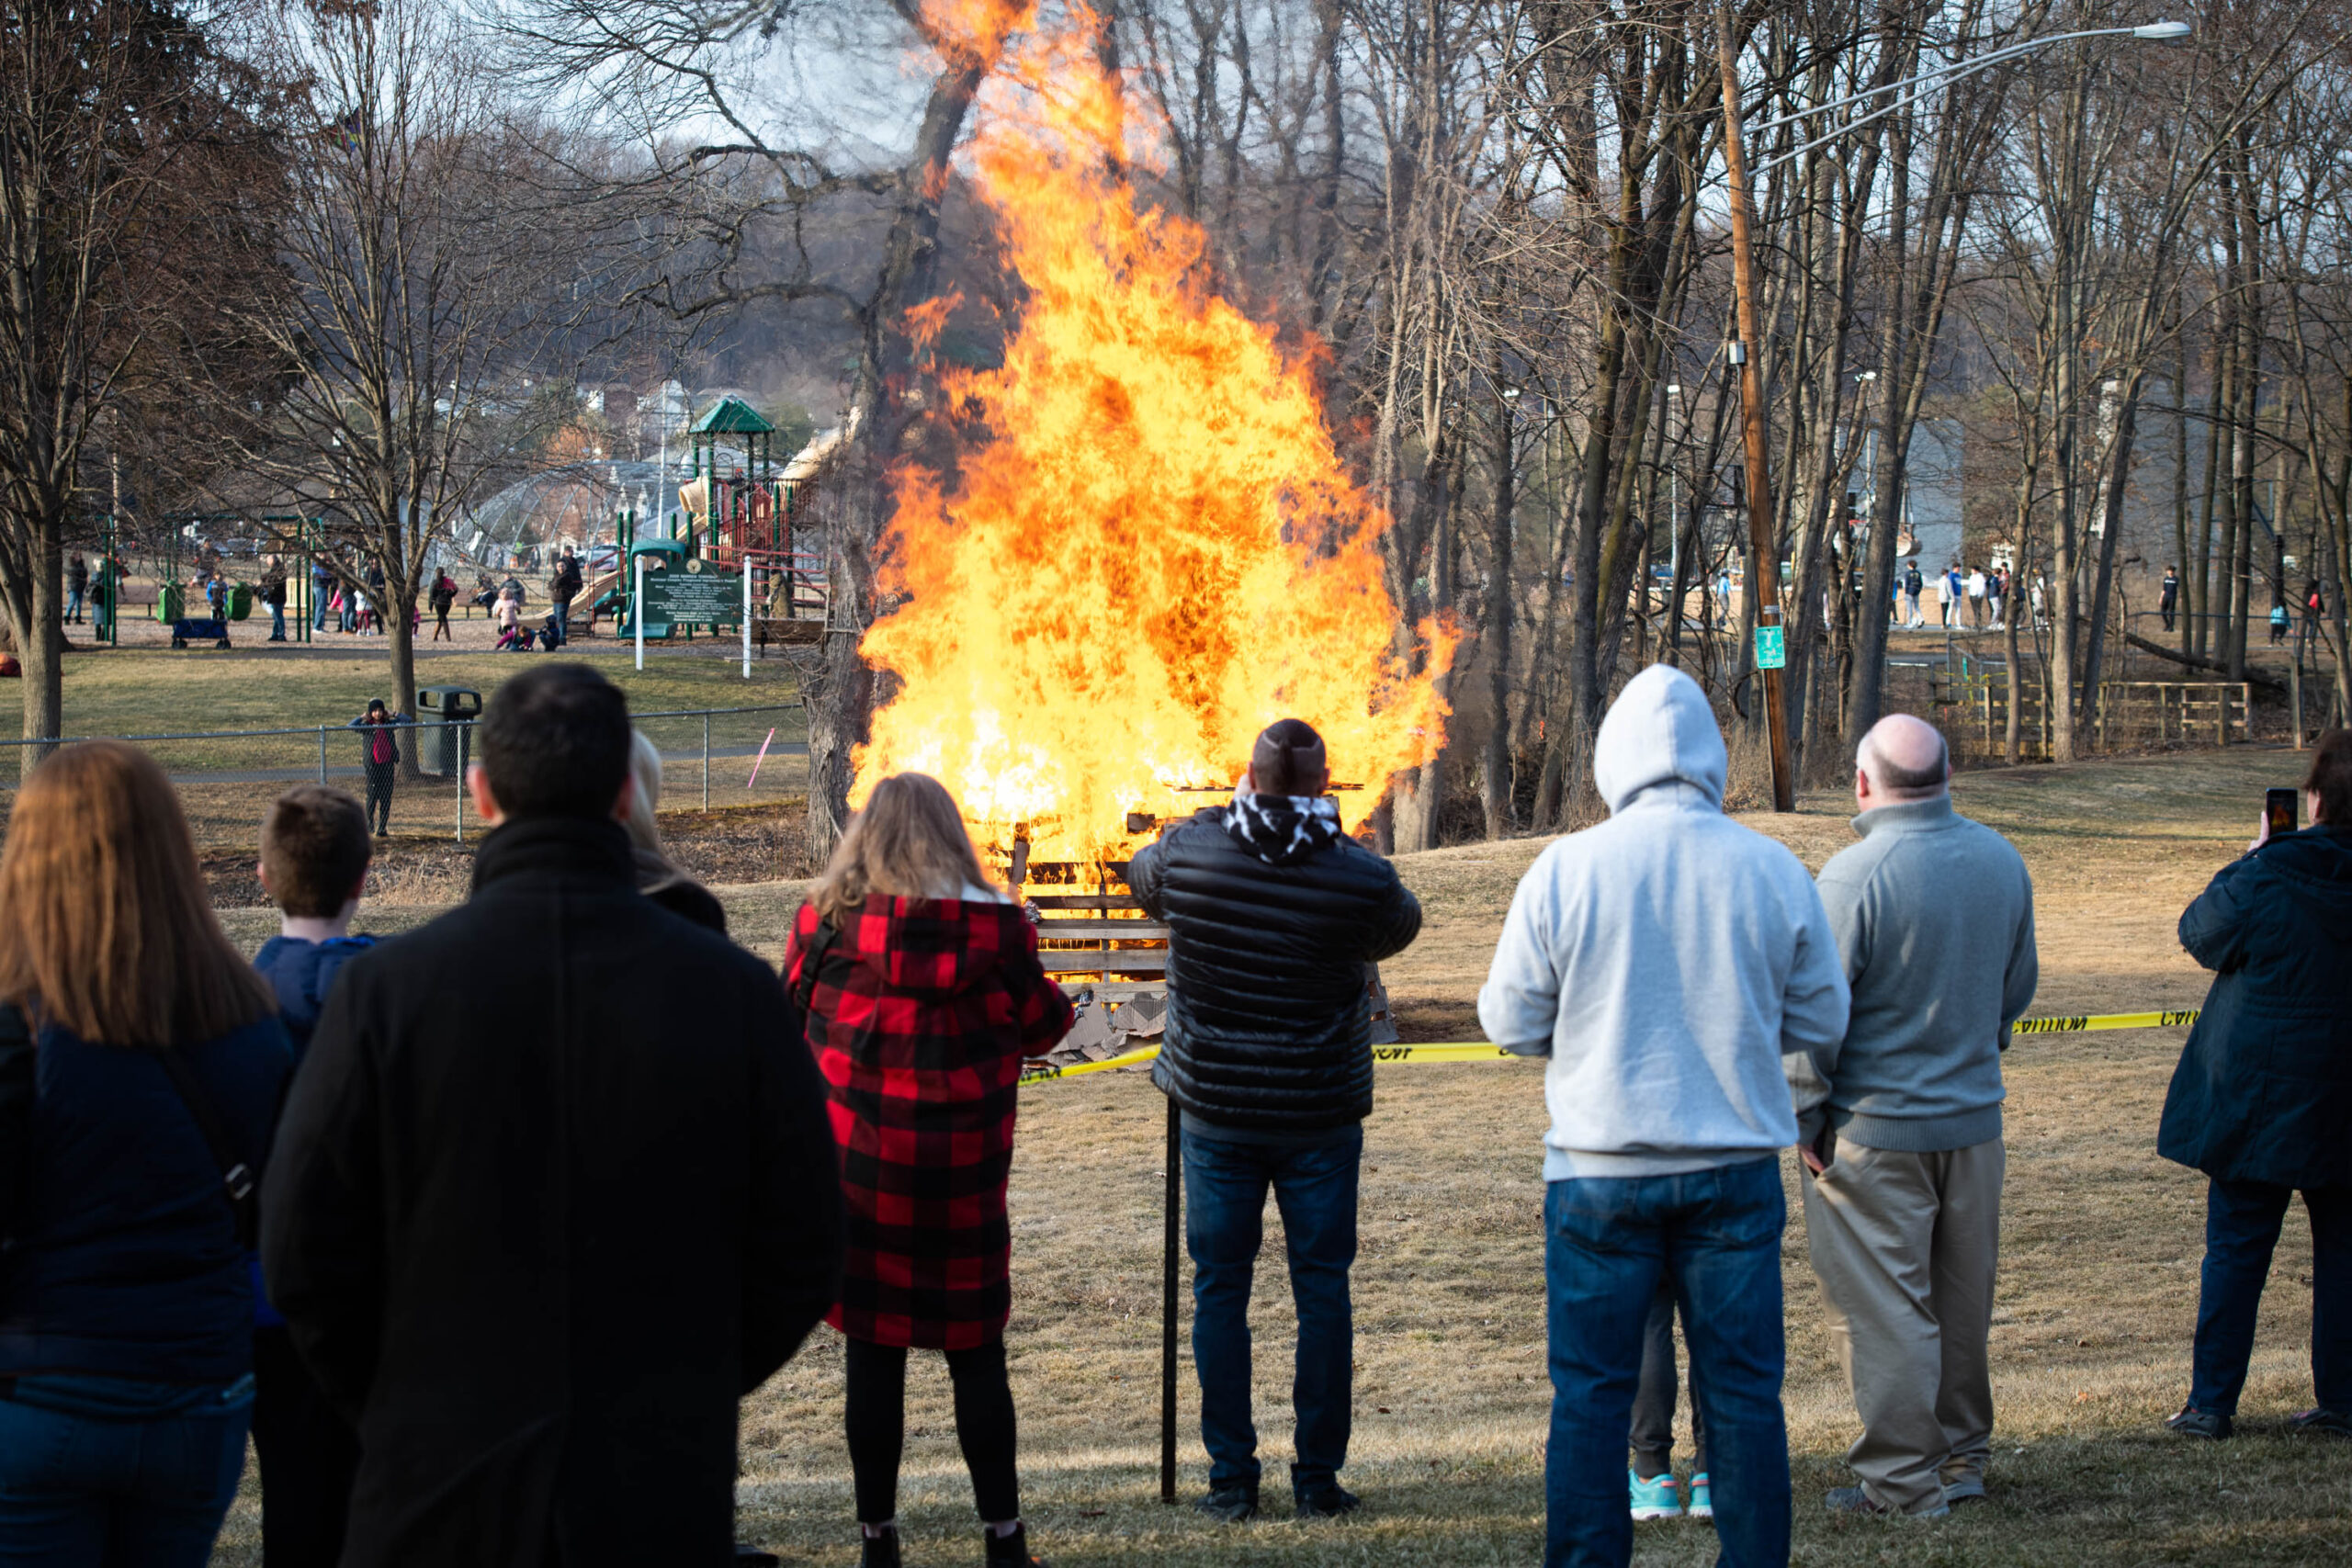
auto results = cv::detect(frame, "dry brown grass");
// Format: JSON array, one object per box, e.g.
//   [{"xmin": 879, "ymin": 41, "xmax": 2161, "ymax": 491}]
[{"xmin": 209, "ymin": 746, "xmax": 2352, "ymax": 1566}]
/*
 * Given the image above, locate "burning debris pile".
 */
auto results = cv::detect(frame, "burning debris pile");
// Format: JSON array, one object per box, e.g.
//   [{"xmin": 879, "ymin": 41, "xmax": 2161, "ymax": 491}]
[{"xmin": 850, "ymin": 0, "xmax": 1453, "ymax": 866}]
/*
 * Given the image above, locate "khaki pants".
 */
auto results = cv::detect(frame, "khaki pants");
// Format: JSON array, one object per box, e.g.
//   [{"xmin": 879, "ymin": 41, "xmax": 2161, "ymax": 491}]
[{"xmin": 1801, "ymin": 1136, "xmax": 2004, "ymax": 1514}]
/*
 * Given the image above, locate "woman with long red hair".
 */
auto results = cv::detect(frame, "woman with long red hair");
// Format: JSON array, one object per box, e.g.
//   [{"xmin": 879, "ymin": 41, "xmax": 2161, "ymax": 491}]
[{"xmin": 0, "ymin": 742, "xmax": 291, "ymax": 1565}]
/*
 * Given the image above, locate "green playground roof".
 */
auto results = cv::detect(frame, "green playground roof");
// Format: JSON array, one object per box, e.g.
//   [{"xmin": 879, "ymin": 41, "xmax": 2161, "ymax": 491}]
[{"xmin": 689, "ymin": 396, "xmax": 775, "ymax": 434}]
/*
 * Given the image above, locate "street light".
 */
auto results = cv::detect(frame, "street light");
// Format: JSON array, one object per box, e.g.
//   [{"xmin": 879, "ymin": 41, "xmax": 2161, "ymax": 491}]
[{"xmin": 1712, "ymin": 13, "xmax": 2192, "ymax": 811}]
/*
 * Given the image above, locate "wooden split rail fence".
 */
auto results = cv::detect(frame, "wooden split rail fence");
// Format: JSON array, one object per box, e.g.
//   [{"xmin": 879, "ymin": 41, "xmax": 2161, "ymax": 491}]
[{"xmin": 1930, "ymin": 676, "xmax": 2253, "ymax": 760}]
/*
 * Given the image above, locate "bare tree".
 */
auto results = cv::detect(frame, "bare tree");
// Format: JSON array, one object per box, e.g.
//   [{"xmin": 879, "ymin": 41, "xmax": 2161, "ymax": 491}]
[{"xmin": 0, "ymin": 0, "xmax": 286, "ymax": 773}]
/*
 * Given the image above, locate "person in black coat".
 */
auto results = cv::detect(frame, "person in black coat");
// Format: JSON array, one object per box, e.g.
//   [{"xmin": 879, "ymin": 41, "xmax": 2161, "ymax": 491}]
[
  {"xmin": 2158, "ymin": 728, "xmax": 2352, "ymax": 1441},
  {"xmin": 262, "ymin": 663, "xmax": 844, "ymax": 1568},
  {"xmin": 1125, "ymin": 718, "xmax": 1420, "ymax": 1523}
]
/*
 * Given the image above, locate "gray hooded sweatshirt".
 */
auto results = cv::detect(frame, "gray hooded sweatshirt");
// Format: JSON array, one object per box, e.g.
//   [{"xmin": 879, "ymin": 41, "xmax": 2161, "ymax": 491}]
[{"xmin": 1477, "ymin": 665, "xmax": 1851, "ymax": 1179}]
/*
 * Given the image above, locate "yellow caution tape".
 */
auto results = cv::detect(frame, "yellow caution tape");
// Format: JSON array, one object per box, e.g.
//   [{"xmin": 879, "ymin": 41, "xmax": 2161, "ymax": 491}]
[
  {"xmin": 2007, "ymin": 1009, "xmax": 2199, "ymax": 1035},
  {"xmin": 1018, "ymin": 1010, "xmax": 2198, "ymax": 1085}
]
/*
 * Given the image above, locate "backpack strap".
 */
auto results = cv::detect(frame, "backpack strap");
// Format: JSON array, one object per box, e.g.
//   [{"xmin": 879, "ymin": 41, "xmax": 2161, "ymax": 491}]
[
  {"xmin": 791, "ymin": 916, "xmax": 841, "ymax": 1013},
  {"xmin": 145, "ymin": 1045, "xmax": 259, "ymax": 1251}
]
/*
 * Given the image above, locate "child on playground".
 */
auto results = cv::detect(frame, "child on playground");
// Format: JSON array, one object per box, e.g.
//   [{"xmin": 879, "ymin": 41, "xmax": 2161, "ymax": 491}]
[{"xmin": 248, "ymin": 785, "xmax": 374, "ymax": 1567}]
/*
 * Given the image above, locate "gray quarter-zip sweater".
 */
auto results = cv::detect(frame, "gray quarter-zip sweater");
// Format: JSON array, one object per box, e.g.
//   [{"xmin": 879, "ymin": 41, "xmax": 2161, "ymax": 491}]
[{"xmin": 1790, "ymin": 794, "xmax": 2038, "ymax": 1152}]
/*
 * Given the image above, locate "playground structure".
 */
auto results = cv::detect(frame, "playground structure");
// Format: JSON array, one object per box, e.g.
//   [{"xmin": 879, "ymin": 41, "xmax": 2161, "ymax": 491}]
[{"xmin": 592, "ymin": 397, "xmax": 842, "ymax": 651}]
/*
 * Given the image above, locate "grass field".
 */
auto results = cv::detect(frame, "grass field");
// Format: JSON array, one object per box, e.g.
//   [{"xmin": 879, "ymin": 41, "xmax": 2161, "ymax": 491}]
[
  {"xmin": 40, "ymin": 638, "xmax": 804, "ymax": 739},
  {"xmin": 208, "ymin": 745, "xmax": 2352, "ymax": 1566}
]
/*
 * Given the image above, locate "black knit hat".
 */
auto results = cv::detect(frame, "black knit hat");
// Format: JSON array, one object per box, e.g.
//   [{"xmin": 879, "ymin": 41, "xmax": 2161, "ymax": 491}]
[{"xmin": 1250, "ymin": 718, "xmax": 1328, "ymax": 796}]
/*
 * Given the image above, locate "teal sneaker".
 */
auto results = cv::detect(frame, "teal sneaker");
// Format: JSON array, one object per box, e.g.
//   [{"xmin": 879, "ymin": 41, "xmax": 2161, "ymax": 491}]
[
  {"xmin": 1688, "ymin": 1472, "xmax": 1713, "ymax": 1520},
  {"xmin": 1629, "ymin": 1470, "xmax": 1683, "ymax": 1520}
]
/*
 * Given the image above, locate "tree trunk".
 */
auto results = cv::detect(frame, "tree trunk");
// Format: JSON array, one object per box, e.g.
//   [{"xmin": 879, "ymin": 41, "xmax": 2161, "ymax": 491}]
[
  {"xmin": 11, "ymin": 511, "xmax": 65, "ymax": 776},
  {"xmin": 1482, "ymin": 385, "xmax": 1516, "ymax": 839}
]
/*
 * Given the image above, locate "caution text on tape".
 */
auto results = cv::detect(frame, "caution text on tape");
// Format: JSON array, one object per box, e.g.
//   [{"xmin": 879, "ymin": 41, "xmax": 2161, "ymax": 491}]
[{"xmin": 1017, "ymin": 1010, "xmax": 2198, "ymax": 1086}]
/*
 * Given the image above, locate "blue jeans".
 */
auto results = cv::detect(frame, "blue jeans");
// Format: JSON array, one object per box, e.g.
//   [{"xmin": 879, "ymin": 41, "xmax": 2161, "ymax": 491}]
[
  {"xmin": 268, "ymin": 602, "xmax": 285, "ymax": 639},
  {"xmin": 64, "ymin": 588, "xmax": 82, "ymax": 622},
  {"xmin": 0, "ymin": 1375, "xmax": 252, "ymax": 1567},
  {"xmin": 1182, "ymin": 1123, "xmax": 1361, "ymax": 1500},
  {"xmin": 2189, "ymin": 1179, "xmax": 2352, "ymax": 1416},
  {"xmin": 312, "ymin": 588, "xmax": 329, "ymax": 631},
  {"xmin": 1544, "ymin": 1156, "xmax": 1789, "ymax": 1568}
]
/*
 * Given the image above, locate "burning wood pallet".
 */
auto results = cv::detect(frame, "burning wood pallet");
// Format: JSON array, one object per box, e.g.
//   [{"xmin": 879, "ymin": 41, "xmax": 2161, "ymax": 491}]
[{"xmin": 1006, "ymin": 849, "xmax": 1397, "ymax": 1068}]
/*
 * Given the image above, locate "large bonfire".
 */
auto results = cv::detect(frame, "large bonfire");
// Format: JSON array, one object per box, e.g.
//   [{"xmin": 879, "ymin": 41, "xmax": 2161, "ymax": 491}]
[{"xmin": 851, "ymin": 0, "xmax": 1453, "ymax": 860}]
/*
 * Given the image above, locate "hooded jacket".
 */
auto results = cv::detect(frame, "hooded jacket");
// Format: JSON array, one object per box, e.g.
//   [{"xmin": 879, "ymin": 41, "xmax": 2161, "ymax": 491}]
[
  {"xmin": 784, "ymin": 894, "xmax": 1074, "ymax": 1348},
  {"xmin": 1477, "ymin": 664, "xmax": 1850, "ymax": 1179},
  {"xmin": 1129, "ymin": 795, "xmax": 1422, "ymax": 1139},
  {"xmin": 2159, "ymin": 825, "xmax": 2352, "ymax": 1187}
]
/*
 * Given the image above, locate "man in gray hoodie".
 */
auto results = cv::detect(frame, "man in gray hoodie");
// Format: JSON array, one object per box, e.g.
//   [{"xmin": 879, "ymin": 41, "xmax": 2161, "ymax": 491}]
[
  {"xmin": 1480, "ymin": 665, "xmax": 1849, "ymax": 1568},
  {"xmin": 1790, "ymin": 715, "xmax": 2036, "ymax": 1517}
]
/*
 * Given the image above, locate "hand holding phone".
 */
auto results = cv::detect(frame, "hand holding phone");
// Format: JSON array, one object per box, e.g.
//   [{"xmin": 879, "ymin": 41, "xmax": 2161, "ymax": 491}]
[{"xmin": 2255, "ymin": 787, "xmax": 2300, "ymax": 852}]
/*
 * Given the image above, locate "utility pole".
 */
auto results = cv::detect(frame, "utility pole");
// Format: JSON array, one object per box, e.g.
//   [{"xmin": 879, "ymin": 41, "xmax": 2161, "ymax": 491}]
[{"xmin": 1715, "ymin": 6, "xmax": 1793, "ymax": 812}]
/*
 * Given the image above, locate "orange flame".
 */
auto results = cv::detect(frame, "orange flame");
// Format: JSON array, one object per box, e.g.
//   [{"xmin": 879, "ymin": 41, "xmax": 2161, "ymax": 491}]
[{"xmin": 853, "ymin": 3, "xmax": 1453, "ymax": 858}]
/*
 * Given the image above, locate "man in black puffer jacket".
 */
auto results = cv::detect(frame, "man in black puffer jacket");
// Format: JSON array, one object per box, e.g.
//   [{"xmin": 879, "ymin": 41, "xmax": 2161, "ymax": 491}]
[{"xmin": 1129, "ymin": 718, "xmax": 1420, "ymax": 1524}]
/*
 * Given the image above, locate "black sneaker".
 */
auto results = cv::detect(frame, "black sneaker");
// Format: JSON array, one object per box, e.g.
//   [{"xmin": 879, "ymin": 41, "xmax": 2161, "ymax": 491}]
[
  {"xmin": 858, "ymin": 1526, "xmax": 900, "ymax": 1568},
  {"xmin": 983, "ymin": 1522, "xmax": 1046, "ymax": 1565},
  {"xmin": 2165, "ymin": 1405, "xmax": 2233, "ymax": 1440},
  {"xmin": 2290, "ymin": 1406, "xmax": 2352, "ymax": 1438},
  {"xmin": 1295, "ymin": 1485, "xmax": 1360, "ymax": 1519},
  {"xmin": 1192, "ymin": 1485, "xmax": 1260, "ymax": 1522}
]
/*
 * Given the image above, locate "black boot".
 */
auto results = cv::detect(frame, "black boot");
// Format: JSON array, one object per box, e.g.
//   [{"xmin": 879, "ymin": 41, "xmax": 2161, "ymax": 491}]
[
  {"xmin": 860, "ymin": 1526, "xmax": 901, "ymax": 1568},
  {"xmin": 983, "ymin": 1522, "xmax": 1045, "ymax": 1567}
]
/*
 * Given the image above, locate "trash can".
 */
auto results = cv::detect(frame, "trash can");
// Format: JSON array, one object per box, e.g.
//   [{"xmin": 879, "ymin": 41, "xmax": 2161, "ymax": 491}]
[
  {"xmin": 228, "ymin": 582, "xmax": 254, "ymax": 621},
  {"xmin": 413, "ymin": 685, "xmax": 482, "ymax": 777},
  {"xmin": 155, "ymin": 581, "xmax": 184, "ymax": 623}
]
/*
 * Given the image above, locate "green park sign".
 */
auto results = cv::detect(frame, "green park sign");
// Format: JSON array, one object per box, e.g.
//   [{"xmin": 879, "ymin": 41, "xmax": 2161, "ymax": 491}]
[{"xmin": 641, "ymin": 558, "xmax": 741, "ymax": 626}]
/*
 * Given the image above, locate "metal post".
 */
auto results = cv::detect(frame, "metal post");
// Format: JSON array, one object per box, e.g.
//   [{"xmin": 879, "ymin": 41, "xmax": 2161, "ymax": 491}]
[
  {"xmin": 317, "ymin": 727, "xmax": 327, "ymax": 786},
  {"xmin": 1715, "ymin": 8, "xmax": 1793, "ymax": 812},
  {"xmin": 634, "ymin": 554, "xmax": 645, "ymax": 671},
  {"xmin": 455, "ymin": 724, "xmax": 465, "ymax": 843},
  {"xmin": 1160, "ymin": 1096, "xmax": 1181, "ymax": 1505},
  {"xmin": 742, "ymin": 556, "xmax": 752, "ymax": 680},
  {"xmin": 703, "ymin": 712, "xmax": 711, "ymax": 812}
]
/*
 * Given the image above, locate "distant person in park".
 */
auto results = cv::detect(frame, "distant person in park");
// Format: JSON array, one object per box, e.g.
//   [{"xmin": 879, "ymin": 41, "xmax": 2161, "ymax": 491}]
[
  {"xmin": 311, "ymin": 557, "xmax": 333, "ymax": 633},
  {"xmin": 1985, "ymin": 566, "xmax": 2007, "ymax": 631},
  {"xmin": 90, "ymin": 556, "xmax": 114, "ymax": 641},
  {"xmin": 249, "ymin": 786, "xmax": 375, "ymax": 1567},
  {"xmin": 1131, "ymin": 718, "xmax": 1423, "ymax": 1524},
  {"xmin": 492, "ymin": 586, "xmax": 524, "ymax": 650},
  {"xmin": 65, "ymin": 551, "xmax": 86, "ymax": 625},
  {"xmin": 783, "ymin": 772, "xmax": 1074, "ymax": 1568},
  {"xmin": 1943, "ymin": 565, "xmax": 1963, "ymax": 628},
  {"xmin": 2270, "ymin": 601, "xmax": 2290, "ymax": 646},
  {"xmin": 2030, "ymin": 573, "xmax": 2049, "ymax": 629},
  {"xmin": 2162, "ymin": 566, "xmax": 2181, "ymax": 633},
  {"xmin": 263, "ymin": 663, "xmax": 844, "ymax": 1568},
  {"xmin": 1479, "ymin": 664, "xmax": 1849, "ymax": 1568},
  {"xmin": 622, "ymin": 729, "xmax": 727, "ymax": 932},
  {"xmin": 348, "ymin": 699, "xmax": 410, "ymax": 838},
  {"xmin": 204, "ymin": 570, "xmax": 227, "ymax": 623},
  {"xmin": 429, "ymin": 569, "xmax": 458, "ymax": 643},
  {"xmin": 2306, "ymin": 579, "xmax": 2326, "ymax": 634},
  {"xmin": 1902, "ymin": 562, "xmax": 1925, "ymax": 629},
  {"xmin": 262, "ymin": 555, "xmax": 288, "ymax": 642},
  {"xmin": 2157, "ymin": 728, "xmax": 2352, "ymax": 1442},
  {"xmin": 1965, "ymin": 568, "xmax": 1986, "ymax": 630},
  {"xmin": 1788, "ymin": 716, "xmax": 2037, "ymax": 1516},
  {"xmin": 0, "ymin": 742, "xmax": 292, "ymax": 1566},
  {"xmin": 551, "ymin": 547, "xmax": 583, "ymax": 643}
]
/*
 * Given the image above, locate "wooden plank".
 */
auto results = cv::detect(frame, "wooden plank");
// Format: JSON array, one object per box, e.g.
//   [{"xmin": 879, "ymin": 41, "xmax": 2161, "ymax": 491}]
[
  {"xmin": 1023, "ymin": 895, "xmax": 1144, "ymax": 909},
  {"xmin": 1037, "ymin": 951, "xmax": 1170, "ymax": 975},
  {"xmin": 1034, "ymin": 919, "xmax": 1170, "ymax": 940}
]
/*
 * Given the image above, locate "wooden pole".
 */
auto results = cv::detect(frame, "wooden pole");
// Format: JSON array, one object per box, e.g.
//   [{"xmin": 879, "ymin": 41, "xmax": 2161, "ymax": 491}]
[
  {"xmin": 1715, "ymin": 7, "xmax": 1793, "ymax": 812},
  {"xmin": 1160, "ymin": 1097, "xmax": 1181, "ymax": 1504}
]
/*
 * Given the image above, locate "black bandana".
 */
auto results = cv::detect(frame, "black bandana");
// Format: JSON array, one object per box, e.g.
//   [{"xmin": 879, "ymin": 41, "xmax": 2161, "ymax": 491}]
[{"xmin": 1222, "ymin": 788, "xmax": 1342, "ymax": 866}]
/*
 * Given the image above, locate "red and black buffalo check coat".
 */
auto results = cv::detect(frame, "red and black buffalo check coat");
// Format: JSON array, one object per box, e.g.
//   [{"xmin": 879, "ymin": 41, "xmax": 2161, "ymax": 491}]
[{"xmin": 784, "ymin": 894, "xmax": 1075, "ymax": 1348}]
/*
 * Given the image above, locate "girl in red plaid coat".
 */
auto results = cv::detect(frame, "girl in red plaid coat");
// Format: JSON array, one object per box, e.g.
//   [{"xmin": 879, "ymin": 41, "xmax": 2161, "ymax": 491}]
[{"xmin": 784, "ymin": 773, "xmax": 1074, "ymax": 1568}]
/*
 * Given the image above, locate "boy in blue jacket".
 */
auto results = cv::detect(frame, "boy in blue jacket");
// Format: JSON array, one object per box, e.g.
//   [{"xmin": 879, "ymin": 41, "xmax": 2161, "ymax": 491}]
[{"xmin": 250, "ymin": 784, "xmax": 374, "ymax": 1566}]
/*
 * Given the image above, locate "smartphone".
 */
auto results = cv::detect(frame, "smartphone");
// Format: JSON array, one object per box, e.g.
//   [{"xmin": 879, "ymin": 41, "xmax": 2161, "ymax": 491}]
[{"xmin": 2266, "ymin": 787, "xmax": 2300, "ymax": 838}]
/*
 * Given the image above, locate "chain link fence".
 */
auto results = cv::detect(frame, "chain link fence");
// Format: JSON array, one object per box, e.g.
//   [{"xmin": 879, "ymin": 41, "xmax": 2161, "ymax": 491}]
[{"xmin": 0, "ymin": 704, "xmax": 808, "ymax": 854}]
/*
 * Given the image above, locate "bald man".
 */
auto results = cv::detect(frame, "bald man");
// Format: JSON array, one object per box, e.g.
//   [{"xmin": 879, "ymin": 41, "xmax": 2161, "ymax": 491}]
[{"xmin": 1787, "ymin": 715, "xmax": 2037, "ymax": 1517}]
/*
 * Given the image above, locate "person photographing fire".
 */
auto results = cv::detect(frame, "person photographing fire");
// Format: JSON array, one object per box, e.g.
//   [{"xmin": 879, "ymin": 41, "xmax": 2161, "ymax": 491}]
[{"xmin": 1129, "ymin": 718, "xmax": 1423, "ymax": 1523}]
